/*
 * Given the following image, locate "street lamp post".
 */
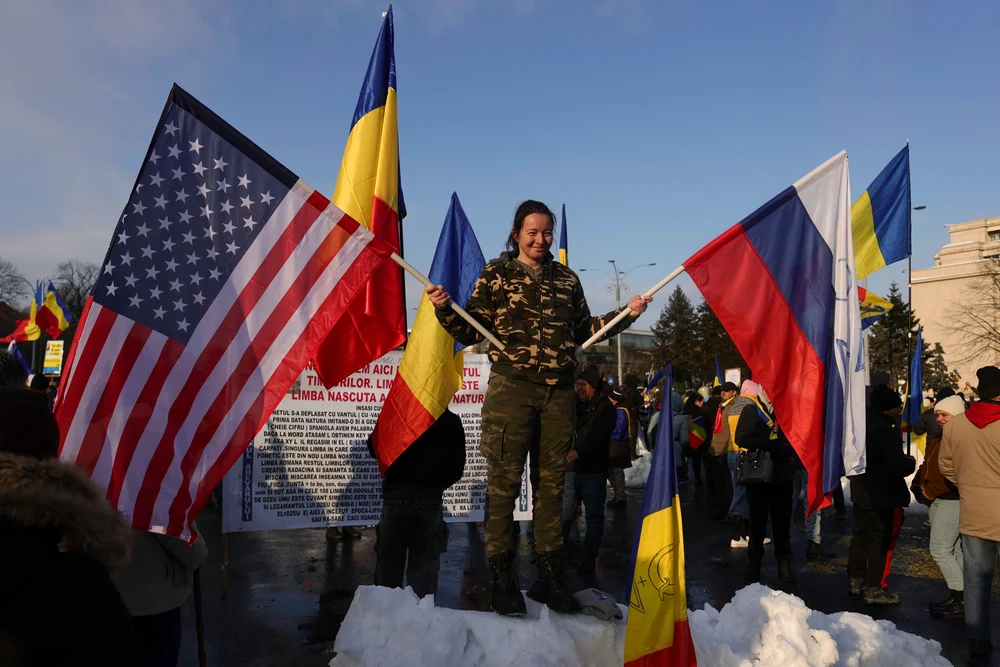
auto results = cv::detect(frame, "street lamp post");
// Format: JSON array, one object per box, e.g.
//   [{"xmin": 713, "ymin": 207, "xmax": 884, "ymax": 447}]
[{"xmin": 579, "ymin": 261, "xmax": 655, "ymax": 385}]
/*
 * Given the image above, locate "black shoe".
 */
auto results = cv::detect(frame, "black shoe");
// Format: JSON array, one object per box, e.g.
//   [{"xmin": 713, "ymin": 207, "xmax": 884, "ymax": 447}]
[
  {"xmin": 864, "ymin": 587, "xmax": 901, "ymax": 605},
  {"xmin": 536, "ymin": 551, "xmax": 578, "ymax": 614},
  {"xmin": 606, "ymin": 498, "xmax": 626, "ymax": 510},
  {"xmin": 778, "ymin": 556, "xmax": 797, "ymax": 584},
  {"xmin": 847, "ymin": 578, "xmax": 864, "ymax": 597},
  {"xmin": 489, "ymin": 553, "xmax": 527, "ymax": 617},
  {"xmin": 930, "ymin": 590, "xmax": 964, "ymax": 620},
  {"xmin": 928, "ymin": 590, "xmax": 956, "ymax": 612},
  {"xmin": 970, "ymin": 639, "xmax": 992, "ymax": 657},
  {"xmin": 526, "ymin": 569, "xmax": 549, "ymax": 605},
  {"xmin": 805, "ymin": 541, "xmax": 835, "ymax": 561},
  {"xmin": 744, "ymin": 557, "xmax": 762, "ymax": 584}
]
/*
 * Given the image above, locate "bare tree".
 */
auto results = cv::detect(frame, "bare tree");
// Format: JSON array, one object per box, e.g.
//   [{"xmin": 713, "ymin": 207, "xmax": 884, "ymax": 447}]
[
  {"xmin": 55, "ymin": 260, "xmax": 100, "ymax": 324},
  {"xmin": 944, "ymin": 258, "xmax": 1000, "ymax": 367},
  {"xmin": 0, "ymin": 256, "xmax": 30, "ymax": 306}
]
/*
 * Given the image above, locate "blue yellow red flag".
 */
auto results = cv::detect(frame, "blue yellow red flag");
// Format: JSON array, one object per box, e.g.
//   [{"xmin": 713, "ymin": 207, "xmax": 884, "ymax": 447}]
[
  {"xmin": 313, "ymin": 5, "xmax": 407, "ymax": 388},
  {"xmin": 857, "ymin": 286, "xmax": 893, "ymax": 330},
  {"xmin": 558, "ymin": 203, "xmax": 568, "ymax": 266},
  {"xmin": 714, "ymin": 354, "xmax": 723, "ymax": 387},
  {"xmin": 852, "ymin": 146, "xmax": 910, "ymax": 280},
  {"xmin": 626, "ymin": 363, "xmax": 697, "ymax": 666},
  {"xmin": 689, "ymin": 415, "xmax": 707, "ymax": 450}
]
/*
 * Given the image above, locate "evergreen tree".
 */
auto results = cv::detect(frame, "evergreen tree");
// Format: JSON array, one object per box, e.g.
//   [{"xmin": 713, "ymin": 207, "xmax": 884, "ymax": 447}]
[
  {"xmin": 694, "ymin": 300, "xmax": 745, "ymax": 384},
  {"xmin": 924, "ymin": 342, "xmax": 955, "ymax": 393},
  {"xmin": 651, "ymin": 286, "xmax": 699, "ymax": 388}
]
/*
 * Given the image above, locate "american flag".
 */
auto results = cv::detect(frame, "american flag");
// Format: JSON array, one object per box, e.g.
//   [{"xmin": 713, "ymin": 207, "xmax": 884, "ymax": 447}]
[{"xmin": 56, "ymin": 85, "xmax": 391, "ymax": 541}]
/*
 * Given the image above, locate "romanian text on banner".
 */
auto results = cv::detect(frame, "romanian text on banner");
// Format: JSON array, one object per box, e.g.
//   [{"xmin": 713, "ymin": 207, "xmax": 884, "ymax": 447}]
[{"xmin": 55, "ymin": 84, "xmax": 391, "ymax": 542}]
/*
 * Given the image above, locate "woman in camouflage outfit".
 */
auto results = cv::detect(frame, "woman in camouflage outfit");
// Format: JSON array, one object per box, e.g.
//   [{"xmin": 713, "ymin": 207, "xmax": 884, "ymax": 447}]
[{"xmin": 426, "ymin": 200, "xmax": 650, "ymax": 615}]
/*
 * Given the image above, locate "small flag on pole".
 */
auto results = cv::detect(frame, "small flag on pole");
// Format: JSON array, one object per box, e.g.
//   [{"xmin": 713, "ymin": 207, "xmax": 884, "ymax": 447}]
[
  {"xmin": 626, "ymin": 363, "xmax": 697, "ymax": 666},
  {"xmin": 689, "ymin": 415, "xmax": 707, "ymax": 450},
  {"xmin": 558, "ymin": 203, "xmax": 569, "ymax": 266},
  {"xmin": 714, "ymin": 354, "xmax": 723, "ymax": 387},
  {"xmin": 858, "ymin": 286, "xmax": 893, "ymax": 330}
]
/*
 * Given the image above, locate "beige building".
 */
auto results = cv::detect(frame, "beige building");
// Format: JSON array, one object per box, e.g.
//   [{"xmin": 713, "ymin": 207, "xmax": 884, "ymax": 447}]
[{"xmin": 911, "ymin": 217, "xmax": 1000, "ymax": 390}]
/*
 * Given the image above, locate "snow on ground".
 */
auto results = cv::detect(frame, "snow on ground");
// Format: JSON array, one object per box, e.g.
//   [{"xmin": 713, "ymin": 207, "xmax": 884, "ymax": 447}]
[
  {"xmin": 330, "ymin": 584, "xmax": 951, "ymax": 667},
  {"xmin": 624, "ymin": 450, "xmax": 651, "ymax": 488}
]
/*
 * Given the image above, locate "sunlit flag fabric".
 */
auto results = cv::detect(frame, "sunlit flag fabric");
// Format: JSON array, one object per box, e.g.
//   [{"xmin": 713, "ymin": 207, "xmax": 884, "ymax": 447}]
[
  {"xmin": 558, "ymin": 203, "xmax": 569, "ymax": 266},
  {"xmin": 852, "ymin": 145, "xmax": 911, "ymax": 280},
  {"xmin": 858, "ymin": 286, "xmax": 893, "ymax": 330},
  {"xmin": 0, "ymin": 281, "xmax": 71, "ymax": 342},
  {"xmin": 627, "ymin": 363, "xmax": 697, "ymax": 667},
  {"xmin": 312, "ymin": 6, "xmax": 407, "ymax": 389},
  {"xmin": 371, "ymin": 193, "xmax": 485, "ymax": 472},
  {"xmin": 54, "ymin": 84, "xmax": 391, "ymax": 541},
  {"xmin": 683, "ymin": 152, "xmax": 866, "ymax": 514}
]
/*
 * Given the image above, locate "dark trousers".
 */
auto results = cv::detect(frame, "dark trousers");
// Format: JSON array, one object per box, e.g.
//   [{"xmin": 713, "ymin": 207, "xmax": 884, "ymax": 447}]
[
  {"xmin": 375, "ymin": 494, "xmax": 448, "ymax": 598},
  {"xmin": 746, "ymin": 481, "xmax": 793, "ymax": 559},
  {"xmin": 132, "ymin": 607, "xmax": 182, "ymax": 667},
  {"xmin": 848, "ymin": 506, "xmax": 903, "ymax": 589},
  {"xmin": 962, "ymin": 534, "xmax": 999, "ymax": 642},
  {"xmin": 710, "ymin": 454, "xmax": 732, "ymax": 516},
  {"xmin": 690, "ymin": 454, "xmax": 704, "ymax": 484},
  {"xmin": 561, "ymin": 472, "xmax": 606, "ymax": 562},
  {"xmin": 832, "ymin": 484, "xmax": 846, "ymax": 514}
]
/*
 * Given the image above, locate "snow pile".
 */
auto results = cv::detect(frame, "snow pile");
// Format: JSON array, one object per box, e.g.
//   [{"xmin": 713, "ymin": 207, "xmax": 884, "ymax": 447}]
[
  {"xmin": 625, "ymin": 450, "xmax": 651, "ymax": 488},
  {"xmin": 689, "ymin": 584, "xmax": 952, "ymax": 667},
  {"xmin": 330, "ymin": 586, "xmax": 626, "ymax": 667}
]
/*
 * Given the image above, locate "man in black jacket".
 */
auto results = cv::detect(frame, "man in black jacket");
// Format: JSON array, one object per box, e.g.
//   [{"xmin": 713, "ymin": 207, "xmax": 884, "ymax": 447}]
[
  {"xmin": 847, "ymin": 385, "xmax": 916, "ymax": 605},
  {"xmin": 561, "ymin": 366, "xmax": 617, "ymax": 576},
  {"xmin": 369, "ymin": 410, "xmax": 466, "ymax": 598}
]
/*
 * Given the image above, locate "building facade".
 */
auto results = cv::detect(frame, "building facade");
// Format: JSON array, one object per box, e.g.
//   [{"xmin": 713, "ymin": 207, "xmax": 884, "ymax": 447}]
[{"xmin": 911, "ymin": 217, "xmax": 1000, "ymax": 390}]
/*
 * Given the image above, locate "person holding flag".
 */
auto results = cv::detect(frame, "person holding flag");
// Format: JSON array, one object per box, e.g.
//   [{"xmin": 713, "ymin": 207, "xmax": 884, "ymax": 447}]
[{"xmin": 426, "ymin": 199, "xmax": 650, "ymax": 616}]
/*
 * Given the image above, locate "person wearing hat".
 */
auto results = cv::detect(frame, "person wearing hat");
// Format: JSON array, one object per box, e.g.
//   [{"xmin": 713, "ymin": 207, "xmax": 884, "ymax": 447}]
[
  {"xmin": 606, "ymin": 384, "xmax": 634, "ymax": 510},
  {"xmin": 915, "ymin": 394, "xmax": 967, "ymax": 620},
  {"xmin": 559, "ymin": 366, "xmax": 616, "ymax": 578},
  {"xmin": 708, "ymin": 382, "xmax": 740, "ymax": 521},
  {"xmin": 847, "ymin": 384, "xmax": 916, "ymax": 605},
  {"xmin": 0, "ymin": 387, "xmax": 139, "ymax": 666},
  {"xmin": 914, "ymin": 387, "xmax": 957, "ymax": 441},
  {"xmin": 940, "ymin": 366, "xmax": 1000, "ymax": 658}
]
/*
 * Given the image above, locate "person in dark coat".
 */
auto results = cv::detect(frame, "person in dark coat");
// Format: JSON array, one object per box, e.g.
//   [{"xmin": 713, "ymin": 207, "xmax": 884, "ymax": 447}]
[
  {"xmin": 735, "ymin": 388, "xmax": 798, "ymax": 585},
  {"xmin": 561, "ymin": 373, "xmax": 617, "ymax": 575},
  {"xmin": 847, "ymin": 384, "xmax": 916, "ymax": 605},
  {"xmin": 683, "ymin": 392, "xmax": 706, "ymax": 486},
  {"xmin": 606, "ymin": 386, "xmax": 633, "ymax": 509},
  {"xmin": 369, "ymin": 409, "xmax": 466, "ymax": 598},
  {"xmin": 623, "ymin": 374, "xmax": 643, "ymax": 460},
  {"xmin": 913, "ymin": 387, "xmax": 956, "ymax": 441},
  {"xmin": 0, "ymin": 387, "xmax": 139, "ymax": 667}
]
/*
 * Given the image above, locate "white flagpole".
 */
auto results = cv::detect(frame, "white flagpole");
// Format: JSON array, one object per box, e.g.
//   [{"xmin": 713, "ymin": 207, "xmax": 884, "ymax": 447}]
[
  {"xmin": 580, "ymin": 265, "xmax": 686, "ymax": 350},
  {"xmin": 390, "ymin": 252, "xmax": 505, "ymax": 351}
]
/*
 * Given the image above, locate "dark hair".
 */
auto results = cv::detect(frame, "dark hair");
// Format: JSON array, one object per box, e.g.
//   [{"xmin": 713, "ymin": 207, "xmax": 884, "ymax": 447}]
[
  {"xmin": 0, "ymin": 351, "xmax": 28, "ymax": 389},
  {"xmin": 623, "ymin": 374, "xmax": 639, "ymax": 389},
  {"xmin": 683, "ymin": 392, "xmax": 703, "ymax": 416},
  {"xmin": 505, "ymin": 200, "xmax": 556, "ymax": 253},
  {"xmin": 28, "ymin": 373, "xmax": 49, "ymax": 392},
  {"xmin": 935, "ymin": 387, "xmax": 956, "ymax": 403},
  {"xmin": 0, "ymin": 387, "xmax": 59, "ymax": 459},
  {"xmin": 711, "ymin": 386, "xmax": 723, "ymax": 397}
]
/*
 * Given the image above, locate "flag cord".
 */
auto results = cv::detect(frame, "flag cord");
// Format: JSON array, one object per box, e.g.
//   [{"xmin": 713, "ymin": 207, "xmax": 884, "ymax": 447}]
[
  {"xmin": 389, "ymin": 252, "xmax": 505, "ymax": 351},
  {"xmin": 580, "ymin": 265, "xmax": 686, "ymax": 350}
]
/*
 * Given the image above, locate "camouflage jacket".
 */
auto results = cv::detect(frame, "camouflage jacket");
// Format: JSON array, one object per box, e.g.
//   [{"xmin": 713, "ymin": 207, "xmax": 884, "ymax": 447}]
[{"xmin": 435, "ymin": 251, "xmax": 635, "ymax": 386}]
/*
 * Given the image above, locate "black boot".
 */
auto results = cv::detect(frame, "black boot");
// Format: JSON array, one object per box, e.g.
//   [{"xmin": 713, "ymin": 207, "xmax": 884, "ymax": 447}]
[
  {"xmin": 536, "ymin": 551, "xmax": 578, "ymax": 614},
  {"xmin": 489, "ymin": 553, "xmax": 526, "ymax": 617},
  {"xmin": 526, "ymin": 567, "xmax": 550, "ymax": 605},
  {"xmin": 778, "ymin": 555, "xmax": 797, "ymax": 584},
  {"xmin": 928, "ymin": 590, "xmax": 955, "ymax": 612},
  {"xmin": 805, "ymin": 541, "xmax": 835, "ymax": 561},
  {"xmin": 744, "ymin": 556, "xmax": 762, "ymax": 583},
  {"xmin": 930, "ymin": 590, "xmax": 964, "ymax": 620}
]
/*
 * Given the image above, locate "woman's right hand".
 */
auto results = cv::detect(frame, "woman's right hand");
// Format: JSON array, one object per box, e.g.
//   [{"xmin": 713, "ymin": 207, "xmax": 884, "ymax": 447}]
[{"xmin": 425, "ymin": 283, "xmax": 451, "ymax": 308}]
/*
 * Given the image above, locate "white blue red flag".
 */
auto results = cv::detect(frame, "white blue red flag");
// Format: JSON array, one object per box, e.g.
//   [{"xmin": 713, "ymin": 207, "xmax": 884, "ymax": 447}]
[
  {"xmin": 684, "ymin": 152, "xmax": 865, "ymax": 513},
  {"xmin": 56, "ymin": 85, "xmax": 391, "ymax": 541}
]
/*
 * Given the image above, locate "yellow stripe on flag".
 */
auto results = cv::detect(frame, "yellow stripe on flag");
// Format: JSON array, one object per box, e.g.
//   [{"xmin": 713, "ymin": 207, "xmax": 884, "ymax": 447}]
[
  {"xmin": 851, "ymin": 190, "xmax": 887, "ymax": 280},
  {"xmin": 397, "ymin": 295, "xmax": 464, "ymax": 419},
  {"xmin": 333, "ymin": 88, "xmax": 401, "ymax": 229},
  {"xmin": 624, "ymin": 503, "xmax": 688, "ymax": 663},
  {"xmin": 43, "ymin": 290, "xmax": 70, "ymax": 332}
]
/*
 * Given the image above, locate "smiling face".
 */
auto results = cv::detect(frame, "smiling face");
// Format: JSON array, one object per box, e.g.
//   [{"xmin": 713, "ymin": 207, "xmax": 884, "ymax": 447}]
[
  {"xmin": 935, "ymin": 410, "xmax": 954, "ymax": 427},
  {"xmin": 576, "ymin": 378, "xmax": 595, "ymax": 402},
  {"xmin": 513, "ymin": 213, "xmax": 553, "ymax": 265}
]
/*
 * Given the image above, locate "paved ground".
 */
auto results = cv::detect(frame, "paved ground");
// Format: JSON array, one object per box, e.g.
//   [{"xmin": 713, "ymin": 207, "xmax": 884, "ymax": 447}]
[{"xmin": 178, "ymin": 476, "xmax": 999, "ymax": 666}]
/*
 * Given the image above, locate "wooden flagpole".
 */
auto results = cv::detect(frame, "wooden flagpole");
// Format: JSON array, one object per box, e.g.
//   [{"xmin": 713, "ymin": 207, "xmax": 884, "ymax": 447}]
[{"xmin": 580, "ymin": 266, "xmax": 686, "ymax": 350}]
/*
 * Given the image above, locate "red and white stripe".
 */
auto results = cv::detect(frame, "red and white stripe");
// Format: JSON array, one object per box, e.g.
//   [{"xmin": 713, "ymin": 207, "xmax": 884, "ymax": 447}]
[{"xmin": 56, "ymin": 181, "xmax": 389, "ymax": 541}]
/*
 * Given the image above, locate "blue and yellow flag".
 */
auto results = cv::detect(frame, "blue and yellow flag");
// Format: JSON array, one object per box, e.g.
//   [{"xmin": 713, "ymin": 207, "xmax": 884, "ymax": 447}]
[
  {"xmin": 714, "ymin": 354, "xmax": 723, "ymax": 387},
  {"xmin": 852, "ymin": 146, "xmax": 910, "ymax": 280},
  {"xmin": 858, "ymin": 286, "xmax": 893, "ymax": 330},
  {"xmin": 626, "ymin": 363, "xmax": 697, "ymax": 667},
  {"xmin": 558, "ymin": 203, "xmax": 568, "ymax": 266}
]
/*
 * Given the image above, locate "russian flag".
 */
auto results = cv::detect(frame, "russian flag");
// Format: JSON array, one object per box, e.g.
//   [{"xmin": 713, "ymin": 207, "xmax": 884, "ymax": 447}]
[{"xmin": 683, "ymin": 152, "xmax": 866, "ymax": 514}]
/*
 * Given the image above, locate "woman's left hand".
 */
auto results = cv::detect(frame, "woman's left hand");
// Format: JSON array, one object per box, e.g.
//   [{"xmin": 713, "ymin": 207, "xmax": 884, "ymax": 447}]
[{"xmin": 627, "ymin": 295, "xmax": 652, "ymax": 316}]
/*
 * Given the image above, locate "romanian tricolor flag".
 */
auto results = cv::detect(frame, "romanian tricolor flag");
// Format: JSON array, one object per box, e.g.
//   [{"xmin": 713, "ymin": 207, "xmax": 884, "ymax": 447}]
[
  {"xmin": 852, "ymin": 145, "xmax": 910, "ymax": 280},
  {"xmin": 689, "ymin": 415, "xmax": 707, "ymax": 450},
  {"xmin": 626, "ymin": 364, "xmax": 697, "ymax": 666},
  {"xmin": 313, "ymin": 6, "xmax": 407, "ymax": 388},
  {"xmin": 714, "ymin": 354, "xmax": 723, "ymax": 387},
  {"xmin": 558, "ymin": 203, "xmax": 569, "ymax": 266},
  {"xmin": 370, "ymin": 193, "xmax": 485, "ymax": 472},
  {"xmin": 1, "ymin": 281, "xmax": 71, "ymax": 342},
  {"xmin": 858, "ymin": 286, "xmax": 893, "ymax": 330}
]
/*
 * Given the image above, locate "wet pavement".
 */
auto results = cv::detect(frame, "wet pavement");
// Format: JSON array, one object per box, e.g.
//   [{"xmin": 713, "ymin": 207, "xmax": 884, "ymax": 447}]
[{"xmin": 178, "ymin": 477, "xmax": 999, "ymax": 666}]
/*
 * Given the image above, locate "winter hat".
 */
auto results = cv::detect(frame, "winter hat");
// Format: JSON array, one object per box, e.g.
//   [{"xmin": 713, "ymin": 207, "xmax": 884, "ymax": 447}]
[
  {"xmin": 934, "ymin": 387, "xmax": 956, "ymax": 403},
  {"xmin": 934, "ymin": 395, "xmax": 966, "ymax": 417},
  {"xmin": 578, "ymin": 366, "xmax": 603, "ymax": 392},
  {"xmin": 609, "ymin": 387, "xmax": 625, "ymax": 402},
  {"xmin": 740, "ymin": 380, "xmax": 760, "ymax": 397},
  {"xmin": 0, "ymin": 387, "xmax": 60, "ymax": 460},
  {"xmin": 870, "ymin": 384, "xmax": 903, "ymax": 411},
  {"xmin": 720, "ymin": 382, "xmax": 739, "ymax": 393},
  {"xmin": 977, "ymin": 366, "xmax": 1000, "ymax": 400},
  {"xmin": 573, "ymin": 588, "xmax": 624, "ymax": 621}
]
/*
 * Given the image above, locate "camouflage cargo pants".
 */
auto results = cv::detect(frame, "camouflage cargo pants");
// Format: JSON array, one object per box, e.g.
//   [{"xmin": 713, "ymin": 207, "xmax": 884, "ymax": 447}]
[{"xmin": 479, "ymin": 375, "xmax": 575, "ymax": 558}]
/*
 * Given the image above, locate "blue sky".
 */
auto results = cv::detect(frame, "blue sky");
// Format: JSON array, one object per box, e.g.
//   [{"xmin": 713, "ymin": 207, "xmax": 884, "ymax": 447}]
[{"xmin": 2, "ymin": 0, "xmax": 998, "ymax": 325}]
